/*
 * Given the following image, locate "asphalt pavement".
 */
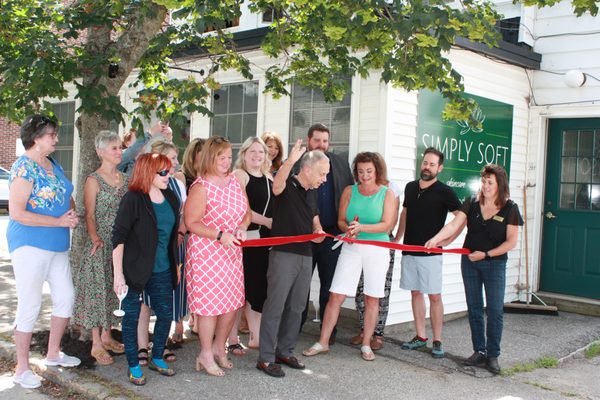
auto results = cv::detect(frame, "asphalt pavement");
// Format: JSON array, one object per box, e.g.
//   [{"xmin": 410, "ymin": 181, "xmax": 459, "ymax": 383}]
[{"xmin": 1, "ymin": 243, "xmax": 599, "ymax": 399}]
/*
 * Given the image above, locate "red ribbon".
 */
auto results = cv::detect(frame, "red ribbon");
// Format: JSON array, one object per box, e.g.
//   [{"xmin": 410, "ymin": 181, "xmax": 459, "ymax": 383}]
[{"xmin": 239, "ymin": 233, "xmax": 470, "ymax": 255}]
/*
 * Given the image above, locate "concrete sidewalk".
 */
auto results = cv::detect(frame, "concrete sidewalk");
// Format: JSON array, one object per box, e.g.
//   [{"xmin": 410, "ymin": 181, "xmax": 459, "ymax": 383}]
[{"xmin": 1, "ymin": 251, "xmax": 600, "ymax": 400}]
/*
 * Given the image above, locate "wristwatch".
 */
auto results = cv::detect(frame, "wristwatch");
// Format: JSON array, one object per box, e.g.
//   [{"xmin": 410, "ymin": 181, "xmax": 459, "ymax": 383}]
[
  {"xmin": 216, "ymin": 230, "xmax": 223, "ymax": 241},
  {"xmin": 485, "ymin": 251, "xmax": 491, "ymax": 260}
]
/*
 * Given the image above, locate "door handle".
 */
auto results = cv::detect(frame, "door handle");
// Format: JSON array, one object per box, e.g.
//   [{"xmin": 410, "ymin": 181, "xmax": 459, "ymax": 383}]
[{"xmin": 545, "ymin": 211, "xmax": 557, "ymax": 219}]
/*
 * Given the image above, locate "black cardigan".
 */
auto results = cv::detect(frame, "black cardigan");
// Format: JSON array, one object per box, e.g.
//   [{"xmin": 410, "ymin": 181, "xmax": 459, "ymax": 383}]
[{"xmin": 112, "ymin": 189, "xmax": 180, "ymax": 293}]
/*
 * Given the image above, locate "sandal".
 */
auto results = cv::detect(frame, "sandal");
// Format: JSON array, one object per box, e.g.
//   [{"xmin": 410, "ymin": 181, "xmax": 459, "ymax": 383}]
[
  {"xmin": 195, "ymin": 357, "xmax": 224, "ymax": 377},
  {"xmin": 149, "ymin": 359, "xmax": 176, "ymax": 376},
  {"xmin": 302, "ymin": 342, "xmax": 329, "ymax": 357},
  {"xmin": 137, "ymin": 348, "xmax": 149, "ymax": 366},
  {"xmin": 129, "ymin": 366, "xmax": 146, "ymax": 386},
  {"xmin": 227, "ymin": 343, "xmax": 247, "ymax": 356},
  {"xmin": 163, "ymin": 350, "xmax": 177, "ymax": 362},
  {"xmin": 103, "ymin": 341, "xmax": 125, "ymax": 354},
  {"xmin": 361, "ymin": 345, "xmax": 375, "ymax": 361},
  {"xmin": 214, "ymin": 355, "xmax": 233, "ymax": 369},
  {"xmin": 370, "ymin": 335, "xmax": 384, "ymax": 351},
  {"xmin": 91, "ymin": 348, "xmax": 114, "ymax": 365}
]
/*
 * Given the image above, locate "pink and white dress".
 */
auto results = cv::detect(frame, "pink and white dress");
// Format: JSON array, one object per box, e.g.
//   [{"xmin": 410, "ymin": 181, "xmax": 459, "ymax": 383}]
[{"xmin": 185, "ymin": 175, "xmax": 248, "ymax": 316}]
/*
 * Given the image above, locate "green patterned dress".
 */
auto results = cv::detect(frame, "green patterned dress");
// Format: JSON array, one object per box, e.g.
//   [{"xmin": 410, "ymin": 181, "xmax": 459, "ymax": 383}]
[{"xmin": 73, "ymin": 172, "xmax": 128, "ymax": 330}]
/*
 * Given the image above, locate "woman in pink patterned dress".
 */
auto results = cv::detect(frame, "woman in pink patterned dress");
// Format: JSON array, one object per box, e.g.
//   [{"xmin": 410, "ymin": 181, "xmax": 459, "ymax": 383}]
[{"xmin": 185, "ymin": 136, "xmax": 251, "ymax": 377}]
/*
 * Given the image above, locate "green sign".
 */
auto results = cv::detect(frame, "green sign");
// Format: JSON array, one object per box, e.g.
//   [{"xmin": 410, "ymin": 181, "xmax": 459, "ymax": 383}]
[{"xmin": 416, "ymin": 90, "xmax": 514, "ymax": 201}]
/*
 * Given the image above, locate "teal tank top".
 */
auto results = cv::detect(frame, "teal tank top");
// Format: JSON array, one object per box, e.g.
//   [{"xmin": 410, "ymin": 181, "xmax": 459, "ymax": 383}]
[{"xmin": 345, "ymin": 184, "xmax": 390, "ymax": 242}]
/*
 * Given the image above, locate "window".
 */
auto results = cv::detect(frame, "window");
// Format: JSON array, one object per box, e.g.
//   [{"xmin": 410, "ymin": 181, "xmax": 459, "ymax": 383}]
[
  {"xmin": 262, "ymin": 7, "xmax": 283, "ymax": 23},
  {"xmin": 560, "ymin": 129, "xmax": 600, "ymax": 210},
  {"xmin": 210, "ymin": 81, "xmax": 259, "ymax": 147},
  {"xmin": 289, "ymin": 80, "xmax": 351, "ymax": 159},
  {"xmin": 51, "ymin": 102, "xmax": 75, "ymax": 180}
]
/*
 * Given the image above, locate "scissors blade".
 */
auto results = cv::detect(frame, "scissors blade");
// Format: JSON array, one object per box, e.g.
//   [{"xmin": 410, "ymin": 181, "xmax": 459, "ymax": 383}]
[{"xmin": 331, "ymin": 234, "xmax": 346, "ymax": 250}]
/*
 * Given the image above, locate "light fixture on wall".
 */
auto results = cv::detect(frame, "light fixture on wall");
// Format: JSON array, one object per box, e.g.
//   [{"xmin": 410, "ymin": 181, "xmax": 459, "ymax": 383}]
[{"xmin": 564, "ymin": 69, "xmax": 586, "ymax": 88}]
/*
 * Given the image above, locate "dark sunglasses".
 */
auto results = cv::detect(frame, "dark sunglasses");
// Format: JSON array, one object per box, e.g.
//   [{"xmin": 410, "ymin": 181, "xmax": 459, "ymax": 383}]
[{"xmin": 156, "ymin": 169, "xmax": 170, "ymax": 177}]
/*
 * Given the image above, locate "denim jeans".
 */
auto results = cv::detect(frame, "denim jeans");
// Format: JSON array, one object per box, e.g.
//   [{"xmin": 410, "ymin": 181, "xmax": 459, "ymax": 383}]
[
  {"xmin": 122, "ymin": 270, "xmax": 173, "ymax": 367},
  {"xmin": 461, "ymin": 255, "xmax": 507, "ymax": 358}
]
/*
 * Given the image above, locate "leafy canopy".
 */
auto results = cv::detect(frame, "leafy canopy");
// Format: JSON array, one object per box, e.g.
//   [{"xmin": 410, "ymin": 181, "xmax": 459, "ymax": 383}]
[{"xmin": 0, "ymin": 0, "xmax": 597, "ymax": 128}]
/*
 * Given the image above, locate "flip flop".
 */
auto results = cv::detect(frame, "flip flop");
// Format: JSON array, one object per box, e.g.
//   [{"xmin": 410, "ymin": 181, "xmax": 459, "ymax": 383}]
[
  {"xmin": 361, "ymin": 345, "xmax": 375, "ymax": 361},
  {"xmin": 163, "ymin": 350, "xmax": 177, "ymax": 362},
  {"xmin": 302, "ymin": 342, "xmax": 329, "ymax": 357},
  {"xmin": 91, "ymin": 348, "xmax": 114, "ymax": 365}
]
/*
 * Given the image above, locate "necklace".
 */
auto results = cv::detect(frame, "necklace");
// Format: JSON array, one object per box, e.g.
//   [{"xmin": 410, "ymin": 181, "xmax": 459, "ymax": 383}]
[{"xmin": 417, "ymin": 185, "xmax": 429, "ymax": 199}]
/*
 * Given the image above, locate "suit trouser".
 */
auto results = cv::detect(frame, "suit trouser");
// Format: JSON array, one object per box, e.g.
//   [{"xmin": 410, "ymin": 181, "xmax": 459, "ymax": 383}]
[{"xmin": 258, "ymin": 250, "xmax": 312, "ymax": 363}]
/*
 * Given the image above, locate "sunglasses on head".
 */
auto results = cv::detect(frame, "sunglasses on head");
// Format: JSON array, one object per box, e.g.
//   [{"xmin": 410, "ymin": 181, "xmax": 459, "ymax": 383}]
[{"xmin": 156, "ymin": 169, "xmax": 170, "ymax": 177}]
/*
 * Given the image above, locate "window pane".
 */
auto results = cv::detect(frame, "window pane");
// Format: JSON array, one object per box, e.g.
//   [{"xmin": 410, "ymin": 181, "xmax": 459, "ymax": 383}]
[
  {"xmin": 242, "ymin": 113, "xmax": 257, "ymax": 142},
  {"xmin": 51, "ymin": 102, "xmax": 75, "ymax": 181},
  {"xmin": 561, "ymin": 157, "xmax": 576, "ymax": 182},
  {"xmin": 560, "ymin": 184, "xmax": 575, "ymax": 209},
  {"xmin": 562, "ymin": 130, "xmax": 577, "ymax": 156},
  {"xmin": 578, "ymin": 130, "xmax": 594, "ymax": 157},
  {"xmin": 292, "ymin": 83, "xmax": 312, "ymax": 110},
  {"xmin": 594, "ymin": 130, "xmax": 600, "ymax": 183},
  {"xmin": 592, "ymin": 185, "xmax": 600, "ymax": 210},
  {"xmin": 575, "ymin": 183, "xmax": 591, "ymax": 209},
  {"xmin": 228, "ymin": 84, "xmax": 243, "ymax": 114},
  {"xmin": 576, "ymin": 157, "xmax": 592, "ymax": 182},
  {"xmin": 212, "ymin": 115, "xmax": 227, "ymax": 137},
  {"xmin": 227, "ymin": 114, "xmax": 242, "ymax": 144},
  {"xmin": 243, "ymin": 82, "xmax": 258, "ymax": 112},
  {"xmin": 213, "ymin": 88, "xmax": 228, "ymax": 115},
  {"xmin": 291, "ymin": 110, "xmax": 309, "ymax": 142}
]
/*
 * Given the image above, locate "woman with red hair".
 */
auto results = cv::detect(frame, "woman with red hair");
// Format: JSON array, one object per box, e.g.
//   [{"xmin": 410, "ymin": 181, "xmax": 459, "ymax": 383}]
[{"xmin": 112, "ymin": 153, "xmax": 183, "ymax": 385}]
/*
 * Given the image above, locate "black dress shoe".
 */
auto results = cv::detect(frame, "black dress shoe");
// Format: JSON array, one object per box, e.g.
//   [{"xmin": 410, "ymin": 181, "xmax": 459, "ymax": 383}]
[
  {"xmin": 464, "ymin": 351, "xmax": 487, "ymax": 367},
  {"xmin": 256, "ymin": 361, "xmax": 285, "ymax": 377},
  {"xmin": 275, "ymin": 355, "xmax": 305, "ymax": 370},
  {"xmin": 486, "ymin": 357, "xmax": 501, "ymax": 375}
]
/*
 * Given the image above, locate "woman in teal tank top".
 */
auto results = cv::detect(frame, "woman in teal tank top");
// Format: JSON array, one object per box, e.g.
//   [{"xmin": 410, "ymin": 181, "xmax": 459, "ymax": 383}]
[{"xmin": 304, "ymin": 152, "xmax": 396, "ymax": 362}]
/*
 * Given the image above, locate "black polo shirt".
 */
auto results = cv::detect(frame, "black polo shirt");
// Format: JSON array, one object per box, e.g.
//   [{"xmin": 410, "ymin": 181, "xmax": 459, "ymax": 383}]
[
  {"xmin": 271, "ymin": 175, "xmax": 318, "ymax": 256},
  {"xmin": 460, "ymin": 196, "xmax": 524, "ymax": 260},
  {"xmin": 402, "ymin": 180, "xmax": 461, "ymax": 256}
]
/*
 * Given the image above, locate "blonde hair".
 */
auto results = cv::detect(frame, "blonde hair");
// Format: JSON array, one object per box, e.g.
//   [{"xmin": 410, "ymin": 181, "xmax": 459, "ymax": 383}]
[
  {"xmin": 234, "ymin": 137, "xmax": 271, "ymax": 176},
  {"xmin": 148, "ymin": 139, "xmax": 178, "ymax": 156},
  {"xmin": 182, "ymin": 138, "xmax": 205, "ymax": 181}
]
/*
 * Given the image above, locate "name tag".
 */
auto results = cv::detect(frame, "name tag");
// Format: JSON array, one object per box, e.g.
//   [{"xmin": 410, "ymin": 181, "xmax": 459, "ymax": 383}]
[{"xmin": 493, "ymin": 215, "xmax": 504, "ymax": 222}]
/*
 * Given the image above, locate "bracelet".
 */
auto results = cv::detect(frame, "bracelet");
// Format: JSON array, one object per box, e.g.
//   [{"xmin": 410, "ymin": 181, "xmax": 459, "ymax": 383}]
[
  {"xmin": 485, "ymin": 251, "xmax": 491, "ymax": 260},
  {"xmin": 216, "ymin": 230, "xmax": 223, "ymax": 241}
]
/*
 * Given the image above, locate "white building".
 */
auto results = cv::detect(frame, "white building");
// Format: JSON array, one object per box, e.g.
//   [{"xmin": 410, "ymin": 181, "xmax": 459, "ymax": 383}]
[{"xmin": 53, "ymin": 0, "xmax": 600, "ymax": 326}]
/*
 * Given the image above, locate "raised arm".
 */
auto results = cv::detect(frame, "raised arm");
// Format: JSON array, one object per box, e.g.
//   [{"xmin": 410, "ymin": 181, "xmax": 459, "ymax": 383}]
[{"xmin": 273, "ymin": 139, "xmax": 306, "ymax": 196}]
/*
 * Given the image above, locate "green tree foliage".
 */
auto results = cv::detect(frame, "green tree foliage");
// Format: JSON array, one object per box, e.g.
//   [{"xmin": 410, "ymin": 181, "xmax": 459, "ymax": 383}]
[{"xmin": 1, "ymin": 0, "xmax": 597, "ymax": 154}]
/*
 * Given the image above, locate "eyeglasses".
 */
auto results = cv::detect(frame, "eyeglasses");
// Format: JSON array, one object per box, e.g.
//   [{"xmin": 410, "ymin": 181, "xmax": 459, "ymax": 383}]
[
  {"xmin": 210, "ymin": 136, "xmax": 230, "ymax": 145},
  {"xmin": 33, "ymin": 116, "xmax": 52, "ymax": 129},
  {"xmin": 156, "ymin": 169, "xmax": 170, "ymax": 177}
]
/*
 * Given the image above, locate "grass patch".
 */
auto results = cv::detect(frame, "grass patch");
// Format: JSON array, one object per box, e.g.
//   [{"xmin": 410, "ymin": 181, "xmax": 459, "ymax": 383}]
[
  {"xmin": 525, "ymin": 381, "xmax": 553, "ymax": 391},
  {"xmin": 584, "ymin": 342, "xmax": 600, "ymax": 359},
  {"xmin": 501, "ymin": 356, "xmax": 558, "ymax": 377}
]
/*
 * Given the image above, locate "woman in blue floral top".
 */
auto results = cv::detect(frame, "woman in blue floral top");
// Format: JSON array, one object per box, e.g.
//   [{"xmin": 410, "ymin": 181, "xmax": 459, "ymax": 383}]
[{"xmin": 8, "ymin": 115, "xmax": 81, "ymax": 389}]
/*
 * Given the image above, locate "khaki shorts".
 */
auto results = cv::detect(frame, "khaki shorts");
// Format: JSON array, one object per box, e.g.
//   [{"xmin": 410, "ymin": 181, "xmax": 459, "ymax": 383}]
[{"xmin": 400, "ymin": 255, "xmax": 443, "ymax": 294}]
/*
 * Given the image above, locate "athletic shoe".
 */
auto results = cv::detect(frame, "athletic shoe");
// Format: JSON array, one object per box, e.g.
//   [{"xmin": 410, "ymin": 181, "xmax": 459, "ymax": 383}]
[
  {"xmin": 44, "ymin": 352, "xmax": 81, "ymax": 367},
  {"xmin": 401, "ymin": 336, "xmax": 427, "ymax": 350},
  {"xmin": 431, "ymin": 340, "xmax": 444, "ymax": 358},
  {"xmin": 13, "ymin": 370, "xmax": 42, "ymax": 389}
]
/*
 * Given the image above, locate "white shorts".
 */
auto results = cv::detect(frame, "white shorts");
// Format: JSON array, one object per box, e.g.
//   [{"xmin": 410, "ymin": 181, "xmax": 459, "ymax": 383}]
[
  {"xmin": 330, "ymin": 243, "xmax": 390, "ymax": 298},
  {"xmin": 11, "ymin": 246, "xmax": 75, "ymax": 332},
  {"xmin": 400, "ymin": 255, "xmax": 443, "ymax": 294}
]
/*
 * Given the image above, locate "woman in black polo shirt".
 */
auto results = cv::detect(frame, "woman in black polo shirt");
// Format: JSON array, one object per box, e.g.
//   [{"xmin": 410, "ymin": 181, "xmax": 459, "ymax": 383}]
[{"xmin": 425, "ymin": 164, "xmax": 523, "ymax": 375}]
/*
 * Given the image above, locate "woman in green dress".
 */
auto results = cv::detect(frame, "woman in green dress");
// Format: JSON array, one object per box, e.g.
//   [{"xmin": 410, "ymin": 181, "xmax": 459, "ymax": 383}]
[{"xmin": 73, "ymin": 131, "xmax": 128, "ymax": 365}]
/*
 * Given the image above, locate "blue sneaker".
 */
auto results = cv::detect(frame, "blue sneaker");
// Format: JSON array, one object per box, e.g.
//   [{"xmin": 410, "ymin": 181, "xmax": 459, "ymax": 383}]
[
  {"xmin": 401, "ymin": 336, "xmax": 427, "ymax": 350},
  {"xmin": 432, "ymin": 341, "xmax": 444, "ymax": 358}
]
